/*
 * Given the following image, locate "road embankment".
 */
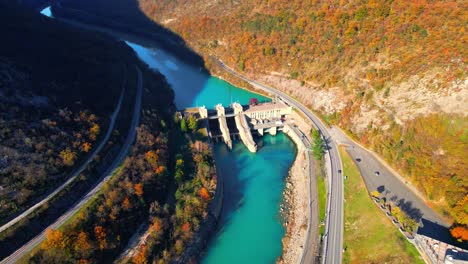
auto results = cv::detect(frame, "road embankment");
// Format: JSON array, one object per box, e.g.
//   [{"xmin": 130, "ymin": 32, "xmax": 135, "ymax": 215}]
[{"xmin": 280, "ymin": 126, "xmax": 308, "ymax": 264}]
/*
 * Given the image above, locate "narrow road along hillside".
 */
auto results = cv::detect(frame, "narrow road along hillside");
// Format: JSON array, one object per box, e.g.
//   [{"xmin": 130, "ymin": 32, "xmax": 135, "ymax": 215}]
[
  {"xmin": 0, "ymin": 66, "xmax": 143, "ymax": 264},
  {"xmin": 0, "ymin": 71, "xmax": 127, "ymax": 234}
]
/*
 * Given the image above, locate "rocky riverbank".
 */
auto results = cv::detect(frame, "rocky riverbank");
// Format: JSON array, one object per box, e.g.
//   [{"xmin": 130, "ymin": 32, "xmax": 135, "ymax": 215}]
[{"xmin": 279, "ymin": 112, "xmax": 315, "ymax": 264}]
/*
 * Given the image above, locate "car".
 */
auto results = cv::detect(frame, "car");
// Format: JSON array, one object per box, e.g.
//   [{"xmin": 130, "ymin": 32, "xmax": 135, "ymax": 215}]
[
  {"xmin": 374, "ymin": 171, "xmax": 380, "ymax": 176},
  {"xmin": 356, "ymin": 158, "xmax": 362, "ymax": 162},
  {"xmin": 338, "ymin": 169, "xmax": 342, "ymax": 173}
]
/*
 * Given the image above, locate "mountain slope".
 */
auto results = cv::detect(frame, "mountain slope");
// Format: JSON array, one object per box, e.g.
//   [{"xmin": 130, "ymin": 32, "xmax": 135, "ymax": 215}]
[{"xmin": 57, "ymin": 0, "xmax": 467, "ymax": 225}]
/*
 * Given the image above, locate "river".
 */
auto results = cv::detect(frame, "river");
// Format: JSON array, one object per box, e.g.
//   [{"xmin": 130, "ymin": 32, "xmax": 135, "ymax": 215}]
[
  {"xmin": 127, "ymin": 42, "xmax": 296, "ymax": 264},
  {"xmin": 42, "ymin": 7, "xmax": 296, "ymax": 263}
]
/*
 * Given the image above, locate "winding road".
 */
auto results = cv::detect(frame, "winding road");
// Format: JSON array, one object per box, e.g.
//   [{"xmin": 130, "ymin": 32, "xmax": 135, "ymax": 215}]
[
  {"xmin": 329, "ymin": 127, "xmax": 448, "ymax": 227},
  {"xmin": 215, "ymin": 60, "xmax": 344, "ymax": 264},
  {"xmin": 0, "ymin": 66, "xmax": 143, "ymax": 264},
  {"xmin": 0, "ymin": 70, "xmax": 127, "ymax": 234}
]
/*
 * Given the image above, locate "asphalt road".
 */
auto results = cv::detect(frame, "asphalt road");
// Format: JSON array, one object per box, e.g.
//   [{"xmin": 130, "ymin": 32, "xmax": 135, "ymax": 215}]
[
  {"xmin": 0, "ymin": 72, "xmax": 127, "ymax": 234},
  {"xmin": 289, "ymin": 126, "xmax": 320, "ymax": 264},
  {"xmin": 216, "ymin": 60, "xmax": 343, "ymax": 264},
  {"xmin": 330, "ymin": 127, "xmax": 448, "ymax": 227},
  {"xmin": 0, "ymin": 66, "xmax": 143, "ymax": 264}
]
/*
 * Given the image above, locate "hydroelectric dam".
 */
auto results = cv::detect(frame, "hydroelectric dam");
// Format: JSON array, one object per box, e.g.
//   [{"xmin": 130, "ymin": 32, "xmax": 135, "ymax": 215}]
[{"xmin": 185, "ymin": 99, "xmax": 294, "ymax": 152}]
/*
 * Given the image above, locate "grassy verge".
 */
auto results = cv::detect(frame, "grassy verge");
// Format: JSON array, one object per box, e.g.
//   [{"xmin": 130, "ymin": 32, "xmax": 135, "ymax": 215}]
[
  {"xmin": 340, "ymin": 147, "xmax": 424, "ymax": 264},
  {"xmin": 316, "ymin": 159, "xmax": 327, "ymax": 236}
]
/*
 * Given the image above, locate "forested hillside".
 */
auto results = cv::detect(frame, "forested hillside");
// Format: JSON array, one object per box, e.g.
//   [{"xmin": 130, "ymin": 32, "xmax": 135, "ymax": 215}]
[
  {"xmin": 0, "ymin": 1, "xmax": 140, "ymax": 223},
  {"xmin": 112, "ymin": 0, "xmax": 467, "ymax": 227}
]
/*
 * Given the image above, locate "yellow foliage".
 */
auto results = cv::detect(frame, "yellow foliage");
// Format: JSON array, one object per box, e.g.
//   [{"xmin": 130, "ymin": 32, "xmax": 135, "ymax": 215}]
[
  {"xmin": 60, "ymin": 148, "xmax": 77, "ymax": 166},
  {"xmin": 42, "ymin": 228, "xmax": 67, "ymax": 250}
]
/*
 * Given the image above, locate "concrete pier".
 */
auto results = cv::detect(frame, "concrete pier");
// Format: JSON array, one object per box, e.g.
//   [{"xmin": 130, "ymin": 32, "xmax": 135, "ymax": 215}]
[
  {"xmin": 216, "ymin": 104, "xmax": 232, "ymax": 150},
  {"xmin": 233, "ymin": 103, "xmax": 257, "ymax": 152}
]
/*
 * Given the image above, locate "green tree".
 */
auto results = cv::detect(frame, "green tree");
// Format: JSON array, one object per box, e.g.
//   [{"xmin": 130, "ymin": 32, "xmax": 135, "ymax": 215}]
[
  {"xmin": 180, "ymin": 118, "xmax": 187, "ymax": 132},
  {"xmin": 310, "ymin": 129, "xmax": 326, "ymax": 160},
  {"xmin": 187, "ymin": 115, "xmax": 198, "ymax": 132},
  {"xmin": 239, "ymin": 59, "xmax": 245, "ymax": 71},
  {"xmin": 175, "ymin": 158, "xmax": 185, "ymax": 184}
]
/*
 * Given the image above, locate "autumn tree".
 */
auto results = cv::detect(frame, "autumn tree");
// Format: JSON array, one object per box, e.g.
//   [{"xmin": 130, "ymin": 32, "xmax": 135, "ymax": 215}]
[
  {"xmin": 135, "ymin": 183, "xmax": 144, "ymax": 198},
  {"xmin": 132, "ymin": 244, "xmax": 147, "ymax": 264},
  {"xmin": 89, "ymin": 123, "xmax": 100, "ymax": 141},
  {"xmin": 370, "ymin": 190, "xmax": 380, "ymax": 198},
  {"xmin": 94, "ymin": 225, "xmax": 107, "ymax": 251},
  {"xmin": 60, "ymin": 148, "xmax": 77, "ymax": 166},
  {"xmin": 123, "ymin": 196, "xmax": 131, "ymax": 211},
  {"xmin": 74, "ymin": 231, "xmax": 92, "ymax": 258},
  {"xmin": 82, "ymin": 142, "xmax": 92, "ymax": 153},
  {"xmin": 155, "ymin": 165, "xmax": 166, "ymax": 175},
  {"xmin": 199, "ymin": 187, "xmax": 211, "ymax": 200},
  {"xmin": 182, "ymin": 222, "xmax": 191, "ymax": 232},
  {"xmin": 145, "ymin": 150, "xmax": 159, "ymax": 168},
  {"xmin": 450, "ymin": 226, "xmax": 468, "ymax": 241},
  {"xmin": 42, "ymin": 228, "xmax": 67, "ymax": 250}
]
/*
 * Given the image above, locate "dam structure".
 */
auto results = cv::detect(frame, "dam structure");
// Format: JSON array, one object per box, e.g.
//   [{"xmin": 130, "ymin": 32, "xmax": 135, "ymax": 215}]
[
  {"xmin": 215, "ymin": 104, "xmax": 233, "ymax": 150},
  {"xmin": 196, "ymin": 99, "xmax": 293, "ymax": 152}
]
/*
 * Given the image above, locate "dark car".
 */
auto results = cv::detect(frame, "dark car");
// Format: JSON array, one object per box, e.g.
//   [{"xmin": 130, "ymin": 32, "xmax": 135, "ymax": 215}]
[{"xmin": 356, "ymin": 158, "xmax": 362, "ymax": 162}]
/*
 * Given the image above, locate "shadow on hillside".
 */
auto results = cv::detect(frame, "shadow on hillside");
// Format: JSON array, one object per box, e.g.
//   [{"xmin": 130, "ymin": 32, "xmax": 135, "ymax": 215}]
[
  {"xmin": 57, "ymin": 0, "xmax": 207, "ymax": 70},
  {"xmin": 50, "ymin": 0, "xmax": 212, "ymax": 108}
]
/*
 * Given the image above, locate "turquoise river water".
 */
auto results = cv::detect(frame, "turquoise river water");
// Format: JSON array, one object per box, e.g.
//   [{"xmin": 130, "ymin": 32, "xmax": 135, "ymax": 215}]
[
  {"xmin": 40, "ymin": 7, "xmax": 296, "ymax": 261},
  {"xmin": 128, "ymin": 42, "xmax": 297, "ymax": 263}
]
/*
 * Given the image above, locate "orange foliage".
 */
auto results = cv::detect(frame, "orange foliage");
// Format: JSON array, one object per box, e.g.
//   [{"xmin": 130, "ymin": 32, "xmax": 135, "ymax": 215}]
[
  {"xmin": 145, "ymin": 150, "xmax": 159, "ymax": 168},
  {"xmin": 134, "ymin": 183, "xmax": 143, "ymax": 198},
  {"xmin": 150, "ymin": 219, "xmax": 162, "ymax": 232},
  {"xmin": 182, "ymin": 222, "xmax": 190, "ymax": 232},
  {"xmin": 94, "ymin": 225, "xmax": 107, "ymax": 250},
  {"xmin": 450, "ymin": 226, "xmax": 468, "ymax": 241},
  {"xmin": 60, "ymin": 148, "xmax": 77, "ymax": 166},
  {"xmin": 132, "ymin": 244, "xmax": 147, "ymax": 264},
  {"xmin": 82, "ymin": 142, "xmax": 92, "ymax": 153},
  {"xmin": 74, "ymin": 231, "xmax": 91, "ymax": 253},
  {"xmin": 199, "ymin": 187, "xmax": 211, "ymax": 200},
  {"xmin": 123, "ymin": 197, "xmax": 131, "ymax": 210},
  {"xmin": 42, "ymin": 228, "xmax": 66, "ymax": 250},
  {"xmin": 154, "ymin": 165, "xmax": 165, "ymax": 175},
  {"xmin": 89, "ymin": 123, "xmax": 100, "ymax": 141}
]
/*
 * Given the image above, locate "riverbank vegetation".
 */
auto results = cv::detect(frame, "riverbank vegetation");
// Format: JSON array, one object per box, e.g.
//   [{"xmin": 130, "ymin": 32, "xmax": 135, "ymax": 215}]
[
  {"xmin": 340, "ymin": 147, "xmax": 423, "ymax": 264},
  {"xmin": 126, "ymin": 119, "xmax": 216, "ymax": 263}
]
